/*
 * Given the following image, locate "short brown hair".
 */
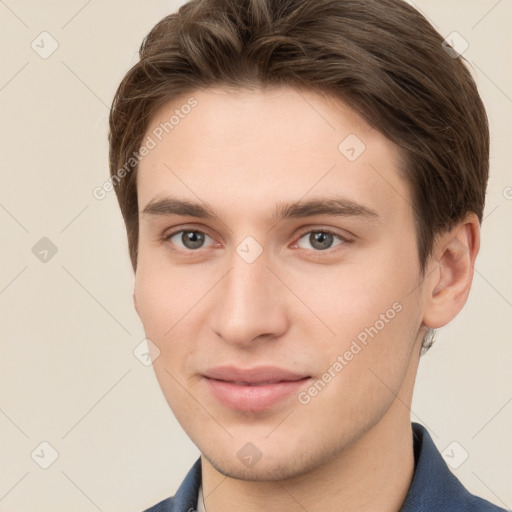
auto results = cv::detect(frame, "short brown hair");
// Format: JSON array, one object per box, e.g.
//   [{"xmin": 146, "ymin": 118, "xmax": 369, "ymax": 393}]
[{"xmin": 109, "ymin": 0, "xmax": 489, "ymax": 273}]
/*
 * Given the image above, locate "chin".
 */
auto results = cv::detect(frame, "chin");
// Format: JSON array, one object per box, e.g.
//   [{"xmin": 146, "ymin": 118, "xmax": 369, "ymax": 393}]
[
  {"xmin": 199, "ymin": 434, "xmax": 343, "ymax": 482},
  {"xmin": 203, "ymin": 452, "xmax": 308, "ymax": 482}
]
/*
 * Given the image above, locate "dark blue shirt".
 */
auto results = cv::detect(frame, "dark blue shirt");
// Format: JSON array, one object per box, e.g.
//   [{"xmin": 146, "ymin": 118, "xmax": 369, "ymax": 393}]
[{"xmin": 143, "ymin": 423, "xmax": 507, "ymax": 511}]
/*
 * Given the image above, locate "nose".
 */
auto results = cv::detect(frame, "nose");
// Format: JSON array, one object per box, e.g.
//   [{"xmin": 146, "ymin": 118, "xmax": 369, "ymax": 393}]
[{"xmin": 208, "ymin": 249, "xmax": 289, "ymax": 347}]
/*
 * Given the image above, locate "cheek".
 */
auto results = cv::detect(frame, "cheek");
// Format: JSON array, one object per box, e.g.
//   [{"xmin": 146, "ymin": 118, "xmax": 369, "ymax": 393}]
[
  {"xmin": 133, "ymin": 255, "xmax": 220, "ymax": 380},
  {"xmin": 296, "ymin": 245, "xmax": 423, "ymax": 384},
  {"xmin": 134, "ymin": 262, "xmax": 201, "ymax": 412},
  {"xmin": 294, "ymin": 266, "xmax": 422, "ymax": 430},
  {"xmin": 134, "ymin": 269, "xmax": 172, "ymax": 338},
  {"xmin": 294, "ymin": 256, "xmax": 416, "ymax": 338},
  {"xmin": 134, "ymin": 249, "xmax": 206, "ymax": 337}
]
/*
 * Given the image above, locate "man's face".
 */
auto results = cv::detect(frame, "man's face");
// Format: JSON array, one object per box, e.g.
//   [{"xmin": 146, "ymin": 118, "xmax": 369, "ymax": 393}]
[{"xmin": 134, "ymin": 86, "xmax": 427, "ymax": 480}]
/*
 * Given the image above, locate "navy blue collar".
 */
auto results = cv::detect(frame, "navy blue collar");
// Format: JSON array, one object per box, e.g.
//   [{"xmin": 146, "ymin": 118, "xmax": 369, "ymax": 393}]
[
  {"xmin": 144, "ymin": 422, "xmax": 505, "ymax": 511},
  {"xmin": 399, "ymin": 423, "xmax": 505, "ymax": 510}
]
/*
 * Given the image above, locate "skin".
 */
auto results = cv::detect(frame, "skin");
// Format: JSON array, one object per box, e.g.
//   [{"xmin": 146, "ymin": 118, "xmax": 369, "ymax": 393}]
[{"xmin": 133, "ymin": 86, "xmax": 479, "ymax": 512}]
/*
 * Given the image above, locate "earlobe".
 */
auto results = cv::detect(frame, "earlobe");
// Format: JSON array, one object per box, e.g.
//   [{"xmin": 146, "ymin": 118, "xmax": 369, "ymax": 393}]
[{"xmin": 423, "ymin": 214, "xmax": 480, "ymax": 329}]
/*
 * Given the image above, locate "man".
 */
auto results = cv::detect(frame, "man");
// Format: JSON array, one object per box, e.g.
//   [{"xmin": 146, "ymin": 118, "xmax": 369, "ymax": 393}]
[{"xmin": 108, "ymin": 0, "xmax": 505, "ymax": 510}]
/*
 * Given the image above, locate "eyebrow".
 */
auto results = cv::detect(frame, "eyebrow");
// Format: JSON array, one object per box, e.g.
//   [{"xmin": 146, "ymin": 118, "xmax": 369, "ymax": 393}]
[{"xmin": 141, "ymin": 196, "xmax": 379, "ymax": 222}]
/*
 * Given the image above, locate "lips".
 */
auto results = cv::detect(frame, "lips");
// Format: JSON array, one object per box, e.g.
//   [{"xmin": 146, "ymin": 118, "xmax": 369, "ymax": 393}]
[
  {"xmin": 227, "ymin": 380, "xmax": 291, "ymax": 386},
  {"xmin": 202, "ymin": 366, "xmax": 311, "ymax": 412}
]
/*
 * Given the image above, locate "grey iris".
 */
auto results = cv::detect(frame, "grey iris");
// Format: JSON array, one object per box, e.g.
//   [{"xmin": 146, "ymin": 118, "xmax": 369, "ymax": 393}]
[
  {"xmin": 182, "ymin": 231, "xmax": 205, "ymax": 249},
  {"xmin": 310, "ymin": 232, "xmax": 333, "ymax": 250}
]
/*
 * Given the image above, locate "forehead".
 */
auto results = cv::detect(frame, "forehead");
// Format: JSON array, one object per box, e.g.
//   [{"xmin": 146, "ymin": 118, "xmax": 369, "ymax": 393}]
[{"xmin": 136, "ymin": 86, "xmax": 411, "ymax": 225}]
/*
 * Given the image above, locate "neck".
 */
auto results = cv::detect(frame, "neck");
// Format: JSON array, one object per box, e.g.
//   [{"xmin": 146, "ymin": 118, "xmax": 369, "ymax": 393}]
[{"xmin": 201, "ymin": 405, "xmax": 416, "ymax": 512}]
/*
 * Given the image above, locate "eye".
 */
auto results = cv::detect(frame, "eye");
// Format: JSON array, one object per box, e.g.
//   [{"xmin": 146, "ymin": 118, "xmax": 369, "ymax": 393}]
[
  {"xmin": 166, "ymin": 229, "xmax": 215, "ymax": 251},
  {"xmin": 296, "ymin": 230, "xmax": 345, "ymax": 251}
]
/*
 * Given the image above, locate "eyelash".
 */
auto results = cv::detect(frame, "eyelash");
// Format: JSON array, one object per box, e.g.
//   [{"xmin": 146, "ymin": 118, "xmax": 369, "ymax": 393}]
[
  {"xmin": 292, "ymin": 228, "xmax": 350, "ymax": 253},
  {"xmin": 162, "ymin": 225, "xmax": 352, "ymax": 257}
]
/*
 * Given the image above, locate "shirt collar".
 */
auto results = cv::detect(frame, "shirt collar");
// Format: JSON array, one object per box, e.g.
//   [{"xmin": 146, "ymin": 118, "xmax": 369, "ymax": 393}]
[
  {"xmin": 400, "ymin": 422, "xmax": 482, "ymax": 510},
  {"xmin": 167, "ymin": 422, "xmax": 497, "ymax": 511}
]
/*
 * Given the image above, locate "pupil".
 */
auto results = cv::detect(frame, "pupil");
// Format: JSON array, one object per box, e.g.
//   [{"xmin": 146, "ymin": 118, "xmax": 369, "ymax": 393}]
[
  {"xmin": 183, "ymin": 231, "xmax": 204, "ymax": 249},
  {"xmin": 310, "ymin": 232, "xmax": 333, "ymax": 250}
]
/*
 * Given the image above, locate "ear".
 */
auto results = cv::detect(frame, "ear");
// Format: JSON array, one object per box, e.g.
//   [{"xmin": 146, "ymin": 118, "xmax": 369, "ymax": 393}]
[{"xmin": 422, "ymin": 213, "xmax": 480, "ymax": 329}]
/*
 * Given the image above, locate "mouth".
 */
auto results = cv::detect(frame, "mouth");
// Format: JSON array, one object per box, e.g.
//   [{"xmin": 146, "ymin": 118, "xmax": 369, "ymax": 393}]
[
  {"xmin": 223, "ymin": 380, "xmax": 301, "ymax": 386},
  {"xmin": 202, "ymin": 366, "xmax": 311, "ymax": 412}
]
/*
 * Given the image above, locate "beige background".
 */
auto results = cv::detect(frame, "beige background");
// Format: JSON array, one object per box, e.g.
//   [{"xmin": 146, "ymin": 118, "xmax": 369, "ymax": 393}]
[{"xmin": 0, "ymin": 1, "xmax": 511, "ymax": 511}]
